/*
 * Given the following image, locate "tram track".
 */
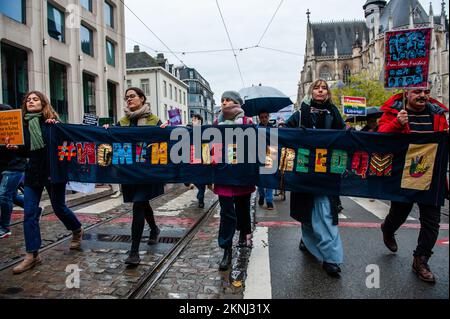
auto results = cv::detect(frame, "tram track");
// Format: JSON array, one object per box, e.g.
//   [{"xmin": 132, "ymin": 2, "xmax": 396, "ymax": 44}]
[
  {"xmin": 127, "ymin": 198, "xmax": 220, "ymax": 299},
  {"xmin": 0, "ymin": 187, "xmax": 181, "ymax": 273}
]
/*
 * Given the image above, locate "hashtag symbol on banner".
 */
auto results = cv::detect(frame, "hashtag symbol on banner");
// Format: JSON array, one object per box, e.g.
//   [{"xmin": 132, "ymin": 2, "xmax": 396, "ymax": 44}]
[{"xmin": 58, "ymin": 143, "xmax": 77, "ymax": 161}]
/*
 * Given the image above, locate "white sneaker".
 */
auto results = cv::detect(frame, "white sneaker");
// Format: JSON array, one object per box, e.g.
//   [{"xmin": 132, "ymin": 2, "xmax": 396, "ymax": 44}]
[{"xmin": 111, "ymin": 191, "xmax": 121, "ymax": 198}]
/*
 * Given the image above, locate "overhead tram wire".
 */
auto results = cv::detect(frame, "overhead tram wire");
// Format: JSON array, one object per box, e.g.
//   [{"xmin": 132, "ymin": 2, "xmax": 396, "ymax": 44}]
[
  {"xmin": 255, "ymin": 0, "xmax": 285, "ymax": 46},
  {"xmin": 257, "ymin": 45, "xmax": 304, "ymax": 56},
  {"xmin": 118, "ymin": 0, "xmax": 187, "ymax": 66},
  {"xmin": 215, "ymin": 0, "xmax": 246, "ymax": 88}
]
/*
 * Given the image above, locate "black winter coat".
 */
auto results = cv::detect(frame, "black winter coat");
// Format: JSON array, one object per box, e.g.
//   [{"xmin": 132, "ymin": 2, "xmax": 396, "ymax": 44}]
[{"xmin": 286, "ymin": 100, "xmax": 345, "ymax": 225}]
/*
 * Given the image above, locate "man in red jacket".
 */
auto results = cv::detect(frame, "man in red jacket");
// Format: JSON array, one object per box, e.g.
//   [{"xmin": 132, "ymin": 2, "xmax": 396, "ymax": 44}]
[{"xmin": 378, "ymin": 89, "xmax": 448, "ymax": 283}]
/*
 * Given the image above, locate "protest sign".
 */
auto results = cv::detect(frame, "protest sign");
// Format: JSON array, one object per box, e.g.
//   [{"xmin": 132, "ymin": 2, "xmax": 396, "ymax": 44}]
[{"xmin": 0, "ymin": 109, "xmax": 24, "ymax": 145}]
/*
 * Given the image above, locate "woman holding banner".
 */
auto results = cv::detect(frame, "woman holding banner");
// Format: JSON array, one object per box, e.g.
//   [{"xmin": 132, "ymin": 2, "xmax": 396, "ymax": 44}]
[
  {"xmin": 5, "ymin": 91, "xmax": 84, "ymax": 274},
  {"xmin": 286, "ymin": 79, "xmax": 346, "ymax": 278},
  {"xmin": 106, "ymin": 87, "xmax": 164, "ymax": 266},
  {"xmin": 213, "ymin": 91, "xmax": 255, "ymax": 271}
]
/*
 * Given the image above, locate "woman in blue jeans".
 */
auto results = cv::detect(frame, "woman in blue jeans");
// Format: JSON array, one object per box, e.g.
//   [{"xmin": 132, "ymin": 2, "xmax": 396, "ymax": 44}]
[{"xmin": 6, "ymin": 91, "xmax": 83, "ymax": 274}]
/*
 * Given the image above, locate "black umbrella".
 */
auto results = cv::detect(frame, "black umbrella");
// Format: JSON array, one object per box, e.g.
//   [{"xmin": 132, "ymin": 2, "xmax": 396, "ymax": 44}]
[
  {"xmin": 345, "ymin": 106, "xmax": 383, "ymax": 122},
  {"xmin": 239, "ymin": 86, "xmax": 293, "ymax": 117}
]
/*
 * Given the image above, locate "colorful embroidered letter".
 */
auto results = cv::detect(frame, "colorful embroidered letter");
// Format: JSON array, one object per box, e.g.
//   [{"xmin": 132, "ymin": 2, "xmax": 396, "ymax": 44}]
[
  {"xmin": 315, "ymin": 149, "xmax": 328, "ymax": 173},
  {"xmin": 330, "ymin": 150, "xmax": 348, "ymax": 174},
  {"xmin": 296, "ymin": 148, "xmax": 310, "ymax": 173}
]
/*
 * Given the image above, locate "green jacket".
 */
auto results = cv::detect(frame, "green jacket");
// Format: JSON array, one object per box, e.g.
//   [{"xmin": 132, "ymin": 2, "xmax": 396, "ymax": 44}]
[{"xmin": 118, "ymin": 114, "xmax": 161, "ymax": 126}]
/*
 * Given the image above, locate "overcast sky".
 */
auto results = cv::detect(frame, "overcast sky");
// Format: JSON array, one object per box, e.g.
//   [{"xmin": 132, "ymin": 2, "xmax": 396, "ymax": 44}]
[{"xmin": 124, "ymin": 0, "xmax": 448, "ymax": 104}]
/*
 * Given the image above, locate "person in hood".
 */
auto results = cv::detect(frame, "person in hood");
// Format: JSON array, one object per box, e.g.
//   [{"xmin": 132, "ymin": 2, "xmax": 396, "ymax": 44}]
[{"xmin": 378, "ymin": 88, "xmax": 448, "ymax": 283}]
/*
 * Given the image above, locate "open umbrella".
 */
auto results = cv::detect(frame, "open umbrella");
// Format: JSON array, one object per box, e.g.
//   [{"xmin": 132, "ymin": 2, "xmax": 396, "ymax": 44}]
[
  {"xmin": 345, "ymin": 106, "xmax": 383, "ymax": 122},
  {"xmin": 239, "ymin": 85, "xmax": 293, "ymax": 117}
]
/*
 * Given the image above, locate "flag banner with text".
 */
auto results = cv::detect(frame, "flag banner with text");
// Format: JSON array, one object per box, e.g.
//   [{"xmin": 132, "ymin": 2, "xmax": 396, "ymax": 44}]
[
  {"xmin": 50, "ymin": 124, "xmax": 448, "ymax": 206},
  {"xmin": 384, "ymin": 28, "xmax": 432, "ymax": 89}
]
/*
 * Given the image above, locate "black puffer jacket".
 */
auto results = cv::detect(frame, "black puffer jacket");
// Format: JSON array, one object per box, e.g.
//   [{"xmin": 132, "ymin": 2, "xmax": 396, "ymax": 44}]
[{"xmin": 286, "ymin": 99, "xmax": 345, "ymax": 225}]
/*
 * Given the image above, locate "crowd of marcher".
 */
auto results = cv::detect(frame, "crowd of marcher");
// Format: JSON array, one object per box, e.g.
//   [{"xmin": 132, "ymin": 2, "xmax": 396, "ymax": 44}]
[{"xmin": 1, "ymin": 79, "xmax": 447, "ymax": 284}]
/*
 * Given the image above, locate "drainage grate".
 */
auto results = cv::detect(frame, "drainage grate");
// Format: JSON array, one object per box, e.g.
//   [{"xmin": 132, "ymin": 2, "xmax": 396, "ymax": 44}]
[{"xmin": 91, "ymin": 233, "xmax": 180, "ymax": 244}]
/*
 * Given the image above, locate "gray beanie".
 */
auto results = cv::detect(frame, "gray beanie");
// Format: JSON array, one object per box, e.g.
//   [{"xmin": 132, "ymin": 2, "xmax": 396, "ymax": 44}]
[{"xmin": 221, "ymin": 91, "xmax": 243, "ymax": 106}]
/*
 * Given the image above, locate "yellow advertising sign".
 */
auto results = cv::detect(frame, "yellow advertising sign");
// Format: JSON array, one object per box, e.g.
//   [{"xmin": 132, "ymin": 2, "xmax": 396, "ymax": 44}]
[{"xmin": 0, "ymin": 109, "xmax": 24, "ymax": 145}]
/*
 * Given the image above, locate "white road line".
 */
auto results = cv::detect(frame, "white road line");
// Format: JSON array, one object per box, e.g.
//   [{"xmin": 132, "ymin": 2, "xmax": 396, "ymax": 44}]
[
  {"xmin": 338, "ymin": 213, "xmax": 348, "ymax": 219},
  {"xmin": 75, "ymin": 198, "xmax": 123, "ymax": 214},
  {"xmin": 349, "ymin": 197, "xmax": 416, "ymax": 220},
  {"xmin": 244, "ymin": 226, "xmax": 272, "ymax": 299},
  {"xmin": 153, "ymin": 189, "xmax": 201, "ymax": 216}
]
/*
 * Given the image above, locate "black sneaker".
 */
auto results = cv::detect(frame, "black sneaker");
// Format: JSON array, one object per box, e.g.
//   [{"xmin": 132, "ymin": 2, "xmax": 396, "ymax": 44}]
[
  {"xmin": 125, "ymin": 252, "xmax": 141, "ymax": 265},
  {"xmin": 266, "ymin": 202, "xmax": 274, "ymax": 210},
  {"xmin": 198, "ymin": 200, "xmax": 205, "ymax": 208},
  {"xmin": 258, "ymin": 197, "xmax": 264, "ymax": 206},
  {"xmin": 322, "ymin": 262, "xmax": 341, "ymax": 278},
  {"xmin": 238, "ymin": 232, "xmax": 247, "ymax": 247},
  {"xmin": 147, "ymin": 226, "xmax": 160, "ymax": 245}
]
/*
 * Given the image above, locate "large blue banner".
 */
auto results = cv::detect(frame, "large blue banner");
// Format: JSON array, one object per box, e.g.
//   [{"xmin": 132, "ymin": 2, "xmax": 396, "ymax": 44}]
[{"xmin": 49, "ymin": 124, "xmax": 448, "ymax": 206}]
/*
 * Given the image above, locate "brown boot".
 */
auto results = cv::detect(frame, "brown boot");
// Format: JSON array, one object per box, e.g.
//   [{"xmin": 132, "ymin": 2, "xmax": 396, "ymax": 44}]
[
  {"xmin": 381, "ymin": 222, "xmax": 398, "ymax": 252},
  {"xmin": 12, "ymin": 253, "xmax": 42, "ymax": 274},
  {"xmin": 412, "ymin": 255, "xmax": 436, "ymax": 283},
  {"xmin": 70, "ymin": 227, "xmax": 83, "ymax": 250}
]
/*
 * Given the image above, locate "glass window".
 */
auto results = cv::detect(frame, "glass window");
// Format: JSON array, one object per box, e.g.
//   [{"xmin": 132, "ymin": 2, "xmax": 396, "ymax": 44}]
[
  {"xmin": 104, "ymin": 1, "xmax": 114, "ymax": 28},
  {"xmin": 49, "ymin": 60, "xmax": 68, "ymax": 122},
  {"xmin": 0, "ymin": 0, "xmax": 25, "ymax": 24},
  {"xmin": 80, "ymin": 0, "xmax": 92, "ymax": 12},
  {"xmin": 169, "ymin": 84, "xmax": 172, "ymax": 99},
  {"xmin": 1, "ymin": 42, "xmax": 28, "ymax": 108},
  {"xmin": 126, "ymin": 79, "xmax": 132, "ymax": 88},
  {"xmin": 183, "ymin": 92, "xmax": 186, "ymax": 105},
  {"xmin": 107, "ymin": 81, "xmax": 117, "ymax": 121},
  {"xmin": 319, "ymin": 66, "xmax": 332, "ymax": 81},
  {"xmin": 82, "ymin": 72, "xmax": 96, "ymax": 114},
  {"xmin": 174, "ymin": 87, "xmax": 178, "ymax": 101},
  {"xmin": 179, "ymin": 89, "xmax": 182, "ymax": 103},
  {"xmin": 106, "ymin": 39, "xmax": 115, "ymax": 66},
  {"xmin": 81, "ymin": 24, "xmax": 93, "ymax": 56},
  {"xmin": 343, "ymin": 65, "xmax": 351, "ymax": 84},
  {"xmin": 47, "ymin": 3, "xmax": 65, "ymax": 42},
  {"xmin": 140, "ymin": 79, "xmax": 150, "ymax": 96},
  {"xmin": 163, "ymin": 80, "xmax": 167, "ymax": 97}
]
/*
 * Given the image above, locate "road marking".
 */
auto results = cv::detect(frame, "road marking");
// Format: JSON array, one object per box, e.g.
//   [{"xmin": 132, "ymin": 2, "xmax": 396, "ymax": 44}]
[
  {"xmin": 436, "ymin": 238, "xmax": 449, "ymax": 246},
  {"xmin": 244, "ymin": 226, "xmax": 271, "ymax": 299},
  {"xmin": 256, "ymin": 221, "xmax": 449, "ymax": 230},
  {"xmin": 153, "ymin": 189, "xmax": 205, "ymax": 216},
  {"xmin": 339, "ymin": 213, "xmax": 347, "ymax": 219},
  {"xmin": 74, "ymin": 197, "xmax": 123, "ymax": 214},
  {"xmin": 349, "ymin": 197, "xmax": 416, "ymax": 220}
]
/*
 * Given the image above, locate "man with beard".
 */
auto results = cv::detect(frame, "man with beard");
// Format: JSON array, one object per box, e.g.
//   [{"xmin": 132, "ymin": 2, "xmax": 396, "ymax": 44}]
[{"xmin": 378, "ymin": 88, "xmax": 448, "ymax": 283}]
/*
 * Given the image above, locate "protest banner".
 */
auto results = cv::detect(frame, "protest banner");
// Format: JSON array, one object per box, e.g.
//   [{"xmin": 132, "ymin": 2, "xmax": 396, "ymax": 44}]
[
  {"xmin": 384, "ymin": 28, "xmax": 432, "ymax": 89},
  {"xmin": 0, "ymin": 109, "xmax": 24, "ymax": 145}
]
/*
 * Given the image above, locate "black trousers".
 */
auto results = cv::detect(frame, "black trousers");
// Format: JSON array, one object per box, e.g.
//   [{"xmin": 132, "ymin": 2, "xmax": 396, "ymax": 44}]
[
  {"xmin": 130, "ymin": 201, "xmax": 157, "ymax": 253},
  {"xmin": 383, "ymin": 201, "xmax": 441, "ymax": 258},
  {"xmin": 218, "ymin": 194, "xmax": 252, "ymax": 249}
]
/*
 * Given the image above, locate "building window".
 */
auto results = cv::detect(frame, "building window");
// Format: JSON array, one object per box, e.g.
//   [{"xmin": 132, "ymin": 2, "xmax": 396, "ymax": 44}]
[
  {"xmin": 107, "ymin": 81, "xmax": 117, "ymax": 122},
  {"xmin": 140, "ymin": 79, "xmax": 150, "ymax": 96},
  {"xmin": 81, "ymin": 24, "xmax": 93, "ymax": 56},
  {"xmin": 343, "ymin": 65, "xmax": 351, "ymax": 84},
  {"xmin": 0, "ymin": 0, "xmax": 25, "ymax": 24},
  {"xmin": 321, "ymin": 41, "xmax": 327, "ymax": 55},
  {"xmin": 106, "ymin": 39, "xmax": 115, "ymax": 66},
  {"xmin": 48, "ymin": 3, "xmax": 65, "ymax": 42},
  {"xmin": 164, "ymin": 104, "xmax": 168, "ymax": 121},
  {"xmin": 189, "ymin": 71, "xmax": 194, "ymax": 79},
  {"xmin": 49, "ymin": 60, "xmax": 68, "ymax": 122},
  {"xmin": 1, "ymin": 42, "xmax": 28, "ymax": 108},
  {"xmin": 163, "ymin": 80, "xmax": 167, "ymax": 97},
  {"xmin": 189, "ymin": 82, "xmax": 196, "ymax": 93},
  {"xmin": 80, "ymin": 0, "xmax": 92, "ymax": 12},
  {"xmin": 178, "ymin": 89, "xmax": 182, "ymax": 103},
  {"xmin": 174, "ymin": 87, "xmax": 178, "ymax": 102},
  {"xmin": 82, "ymin": 72, "xmax": 96, "ymax": 114},
  {"xmin": 319, "ymin": 66, "xmax": 332, "ymax": 81},
  {"xmin": 104, "ymin": 1, "xmax": 114, "ymax": 28},
  {"xmin": 183, "ymin": 92, "xmax": 186, "ymax": 105},
  {"xmin": 169, "ymin": 84, "xmax": 173, "ymax": 99},
  {"xmin": 126, "ymin": 79, "xmax": 132, "ymax": 88}
]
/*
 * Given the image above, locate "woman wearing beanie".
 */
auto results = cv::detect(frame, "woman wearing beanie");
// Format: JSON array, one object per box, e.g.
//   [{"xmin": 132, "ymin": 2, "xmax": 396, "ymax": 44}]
[
  {"xmin": 106, "ymin": 87, "xmax": 165, "ymax": 266},
  {"xmin": 286, "ymin": 79, "xmax": 345, "ymax": 278},
  {"xmin": 214, "ymin": 91, "xmax": 255, "ymax": 271},
  {"xmin": 5, "ymin": 91, "xmax": 84, "ymax": 274}
]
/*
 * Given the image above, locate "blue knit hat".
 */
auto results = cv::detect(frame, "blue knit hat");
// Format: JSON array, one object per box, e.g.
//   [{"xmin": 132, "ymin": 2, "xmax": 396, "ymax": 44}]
[{"xmin": 221, "ymin": 91, "xmax": 243, "ymax": 106}]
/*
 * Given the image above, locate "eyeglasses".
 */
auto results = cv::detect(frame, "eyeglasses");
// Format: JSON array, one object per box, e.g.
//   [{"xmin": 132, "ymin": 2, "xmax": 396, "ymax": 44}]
[{"xmin": 124, "ymin": 94, "xmax": 137, "ymax": 101}]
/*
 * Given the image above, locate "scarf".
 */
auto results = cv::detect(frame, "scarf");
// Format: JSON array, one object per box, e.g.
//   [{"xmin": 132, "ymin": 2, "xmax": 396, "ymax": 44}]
[
  {"xmin": 24, "ymin": 112, "xmax": 45, "ymax": 151},
  {"xmin": 218, "ymin": 103, "xmax": 245, "ymax": 124},
  {"xmin": 124, "ymin": 103, "xmax": 152, "ymax": 126}
]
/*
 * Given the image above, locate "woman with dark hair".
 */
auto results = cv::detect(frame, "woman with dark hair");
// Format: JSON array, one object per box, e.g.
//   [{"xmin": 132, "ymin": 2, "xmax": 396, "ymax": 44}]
[
  {"xmin": 105, "ymin": 87, "xmax": 164, "ymax": 265},
  {"xmin": 286, "ymin": 79, "xmax": 345, "ymax": 278},
  {"xmin": 5, "ymin": 91, "xmax": 84, "ymax": 274}
]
